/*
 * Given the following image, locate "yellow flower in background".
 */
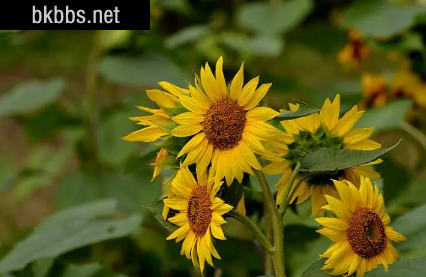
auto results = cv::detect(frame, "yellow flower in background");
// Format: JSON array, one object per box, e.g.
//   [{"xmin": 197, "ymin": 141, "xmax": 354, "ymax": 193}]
[
  {"xmin": 316, "ymin": 177, "xmax": 406, "ymax": 277},
  {"xmin": 151, "ymin": 148, "xmax": 169, "ymax": 181},
  {"xmin": 360, "ymin": 60, "xmax": 426, "ymax": 110},
  {"xmin": 338, "ymin": 29, "xmax": 369, "ymax": 66},
  {"xmin": 164, "ymin": 166, "xmax": 233, "ymax": 272},
  {"xmin": 170, "ymin": 57, "xmax": 282, "ymax": 185},
  {"xmin": 122, "ymin": 81, "xmax": 189, "ymax": 142},
  {"xmin": 263, "ymin": 94, "xmax": 382, "ymax": 217}
]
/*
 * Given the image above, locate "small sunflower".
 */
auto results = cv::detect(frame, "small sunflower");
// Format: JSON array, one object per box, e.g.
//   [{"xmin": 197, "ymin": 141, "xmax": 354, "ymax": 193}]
[
  {"xmin": 164, "ymin": 166, "xmax": 233, "ymax": 272},
  {"xmin": 170, "ymin": 57, "xmax": 282, "ymax": 185},
  {"xmin": 263, "ymin": 94, "xmax": 382, "ymax": 216},
  {"xmin": 338, "ymin": 29, "xmax": 369, "ymax": 66},
  {"xmin": 122, "ymin": 81, "xmax": 189, "ymax": 143},
  {"xmin": 316, "ymin": 177, "xmax": 406, "ymax": 277}
]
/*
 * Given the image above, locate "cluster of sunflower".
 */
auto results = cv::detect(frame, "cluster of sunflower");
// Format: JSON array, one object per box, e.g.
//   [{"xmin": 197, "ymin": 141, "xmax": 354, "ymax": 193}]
[{"xmin": 123, "ymin": 57, "xmax": 406, "ymax": 277}]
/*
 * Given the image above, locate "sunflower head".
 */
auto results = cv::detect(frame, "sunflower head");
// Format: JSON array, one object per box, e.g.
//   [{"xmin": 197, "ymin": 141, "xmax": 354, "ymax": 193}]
[
  {"xmin": 263, "ymin": 94, "xmax": 383, "ymax": 216},
  {"xmin": 338, "ymin": 29, "xmax": 369, "ymax": 66},
  {"xmin": 164, "ymin": 166, "xmax": 233, "ymax": 272},
  {"xmin": 170, "ymin": 56, "xmax": 282, "ymax": 185},
  {"xmin": 316, "ymin": 177, "xmax": 406, "ymax": 277}
]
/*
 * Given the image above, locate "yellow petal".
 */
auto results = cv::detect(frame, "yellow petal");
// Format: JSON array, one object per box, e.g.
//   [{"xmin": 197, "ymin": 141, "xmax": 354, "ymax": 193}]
[
  {"xmin": 237, "ymin": 76, "xmax": 259, "ymax": 106},
  {"xmin": 230, "ymin": 63, "xmax": 244, "ymax": 100},
  {"xmin": 171, "ymin": 124, "xmax": 203, "ymax": 137},
  {"xmin": 211, "ymin": 223, "xmax": 226, "ymax": 240},
  {"xmin": 177, "ymin": 132, "xmax": 206, "ymax": 157},
  {"xmin": 146, "ymin": 89, "xmax": 178, "ymax": 108},
  {"xmin": 320, "ymin": 94, "xmax": 340, "ymax": 132},
  {"xmin": 243, "ymin": 83, "xmax": 272, "ymax": 110},
  {"xmin": 246, "ymin": 107, "xmax": 280, "ymax": 121},
  {"xmin": 315, "ymin": 217, "xmax": 348, "ymax": 230},
  {"xmin": 166, "ymin": 223, "xmax": 190, "ymax": 240},
  {"xmin": 333, "ymin": 105, "xmax": 363, "ymax": 136},
  {"xmin": 215, "ymin": 56, "xmax": 228, "ymax": 99},
  {"xmin": 344, "ymin": 128, "xmax": 374, "ymax": 145},
  {"xmin": 345, "ymin": 139, "xmax": 381, "ymax": 150},
  {"xmin": 163, "ymin": 197, "xmax": 188, "ymax": 211},
  {"xmin": 201, "ymin": 62, "xmax": 222, "ymax": 101},
  {"xmin": 172, "ymin": 112, "xmax": 204, "ymax": 125},
  {"xmin": 158, "ymin": 81, "xmax": 189, "ymax": 97},
  {"xmin": 317, "ymin": 228, "xmax": 347, "ymax": 242},
  {"xmin": 385, "ymin": 226, "xmax": 407, "ymax": 242},
  {"xmin": 168, "ymin": 212, "xmax": 188, "ymax": 226},
  {"xmin": 189, "ymin": 84, "xmax": 212, "ymax": 110},
  {"xmin": 122, "ymin": 126, "xmax": 168, "ymax": 142},
  {"xmin": 180, "ymin": 95, "xmax": 207, "ymax": 114},
  {"xmin": 324, "ymin": 195, "xmax": 352, "ymax": 221}
]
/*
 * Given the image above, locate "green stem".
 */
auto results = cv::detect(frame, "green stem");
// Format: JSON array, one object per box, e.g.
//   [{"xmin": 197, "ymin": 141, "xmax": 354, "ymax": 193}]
[
  {"xmin": 83, "ymin": 30, "xmax": 102, "ymax": 170},
  {"xmin": 264, "ymin": 202, "xmax": 274, "ymax": 275},
  {"xmin": 229, "ymin": 210, "xmax": 273, "ymax": 254},
  {"xmin": 279, "ymin": 163, "xmax": 301, "ymax": 215},
  {"xmin": 254, "ymin": 169, "xmax": 286, "ymax": 277}
]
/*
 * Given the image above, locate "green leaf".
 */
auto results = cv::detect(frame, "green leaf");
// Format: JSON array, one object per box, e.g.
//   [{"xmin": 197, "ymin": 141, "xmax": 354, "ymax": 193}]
[
  {"xmin": 392, "ymin": 204, "xmax": 426, "ymax": 251},
  {"xmin": 143, "ymin": 200, "xmax": 178, "ymax": 232},
  {"xmin": 364, "ymin": 259, "xmax": 426, "ymax": 276},
  {"xmin": 221, "ymin": 33, "xmax": 285, "ymax": 58},
  {"xmin": 236, "ymin": 0, "xmax": 313, "ymax": 35},
  {"xmin": 0, "ymin": 199, "xmax": 142, "ymax": 273},
  {"xmin": 277, "ymin": 101, "xmax": 321, "ymax": 120},
  {"xmin": 55, "ymin": 171, "xmax": 161, "ymax": 214},
  {"xmin": 165, "ymin": 25, "xmax": 210, "ymax": 48},
  {"xmin": 98, "ymin": 110, "xmax": 139, "ymax": 166},
  {"xmin": 99, "ymin": 53, "xmax": 187, "ymax": 88},
  {"xmin": 0, "ymin": 78, "xmax": 65, "ymax": 117},
  {"xmin": 354, "ymin": 100, "xmax": 412, "ymax": 133},
  {"xmin": 154, "ymin": 136, "xmax": 188, "ymax": 156},
  {"xmin": 26, "ymin": 258, "xmax": 128, "ymax": 277},
  {"xmin": 298, "ymin": 141, "xmax": 400, "ymax": 173},
  {"xmin": 300, "ymin": 258, "xmax": 329, "ymax": 277},
  {"xmin": 342, "ymin": 0, "xmax": 426, "ymax": 38}
]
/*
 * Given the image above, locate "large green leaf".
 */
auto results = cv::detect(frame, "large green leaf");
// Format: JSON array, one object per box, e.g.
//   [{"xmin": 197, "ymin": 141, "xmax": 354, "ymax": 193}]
[
  {"xmin": 364, "ymin": 259, "xmax": 426, "ymax": 276},
  {"xmin": 22, "ymin": 258, "xmax": 128, "ymax": 277},
  {"xmin": 99, "ymin": 53, "xmax": 187, "ymax": 88},
  {"xmin": 221, "ymin": 33, "xmax": 284, "ymax": 58},
  {"xmin": 143, "ymin": 200, "xmax": 178, "ymax": 233},
  {"xmin": 165, "ymin": 25, "xmax": 210, "ymax": 48},
  {"xmin": 342, "ymin": 0, "xmax": 426, "ymax": 38},
  {"xmin": 392, "ymin": 204, "xmax": 426, "ymax": 251},
  {"xmin": 300, "ymin": 259, "xmax": 329, "ymax": 277},
  {"xmin": 298, "ymin": 141, "xmax": 400, "ymax": 173},
  {"xmin": 236, "ymin": 0, "xmax": 313, "ymax": 35},
  {"xmin": 301, "ymin": 258, "xmax": 426, "ymax": 277},
  {"xmin": 97, "ymin": 109, "xmax": 139, "ymax": 166},
  {"xmin": 55, "ymin": 171, "xmax": 161, "ymax": 214},
  {"xmin": 0, "ymin": 199, "xmax": 142, "ymax": 273},
  {"xmin": 0, "ymin": 78, "xmax": 65, "ymax": 117},
  {"xmin": 354, "ymin": 100, "xmax": 412, "ymax": 133}
]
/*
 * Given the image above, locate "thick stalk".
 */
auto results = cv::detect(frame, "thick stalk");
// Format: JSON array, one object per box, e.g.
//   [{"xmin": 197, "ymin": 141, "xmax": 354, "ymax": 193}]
[
  {"xmin": 264, "ymin": 202, "xmax": 274, "ymax": 275},
  {"xmin": 279, "ymin": 163, "xmax": 301, "ymax": 215},
  {"xmin": 229, "ymin": 210, "xmax": 273, "ymax": 254},
  {"xmin": 254, "ymin": 170, "xmax": 286, "ymax": 277}
]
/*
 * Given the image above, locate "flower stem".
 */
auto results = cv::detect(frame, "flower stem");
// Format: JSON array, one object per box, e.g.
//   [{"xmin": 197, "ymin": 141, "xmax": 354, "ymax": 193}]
[
  {"xmin": 228, "ymin": 210, "xmax": 274, "ymax": 254},
  {"xmin": 402, "ymin": 122, "xmax": 426, "ymax": 156},
  {"xmin": 254, "ymin": 169, "xmax": 286, "ymax": 277},
  {"xmin": 264, "ymin": 202, "xmax": 274, "ymax": 275},
  {"xmin": 279, "ymin": 162, "xmax": 301, "ymax": 216}
]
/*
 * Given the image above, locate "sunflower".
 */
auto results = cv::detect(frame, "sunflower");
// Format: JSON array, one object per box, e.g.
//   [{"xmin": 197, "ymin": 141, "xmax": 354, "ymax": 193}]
[
  {"xmin": 316, "ymin": 177, "xmax": 406, "ymax": 277},
  {"xmin": 338, "ymin": 29, "xmax": 369, "ymax": 66},
  {"xmin": 164, "ymin": 166, "xmax": 233, "ymax": 272},
  {"xmin": 263, "ymin": 94, "xmax": 382, "ymax": 216},
  {"xmin": 122, "ymin": 81, "xmax": 189, "ymax": 143},
  {"xmin": 170, "ymin": 57, "xmax": 283, "ymax": 185}
]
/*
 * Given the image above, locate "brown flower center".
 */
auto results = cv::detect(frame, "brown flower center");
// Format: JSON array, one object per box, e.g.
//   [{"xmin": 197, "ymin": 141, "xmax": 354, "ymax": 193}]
[
  {"xmin": 347, "ymin": 208, "xmax": 387, "ymax": 258},
  {"xmin": 203, "ymin": 99, "xmax": 246, "ymax": 150},
  {"xmin": 187, "ymin": 186, "xmax": 212, "ymax": 236}
]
